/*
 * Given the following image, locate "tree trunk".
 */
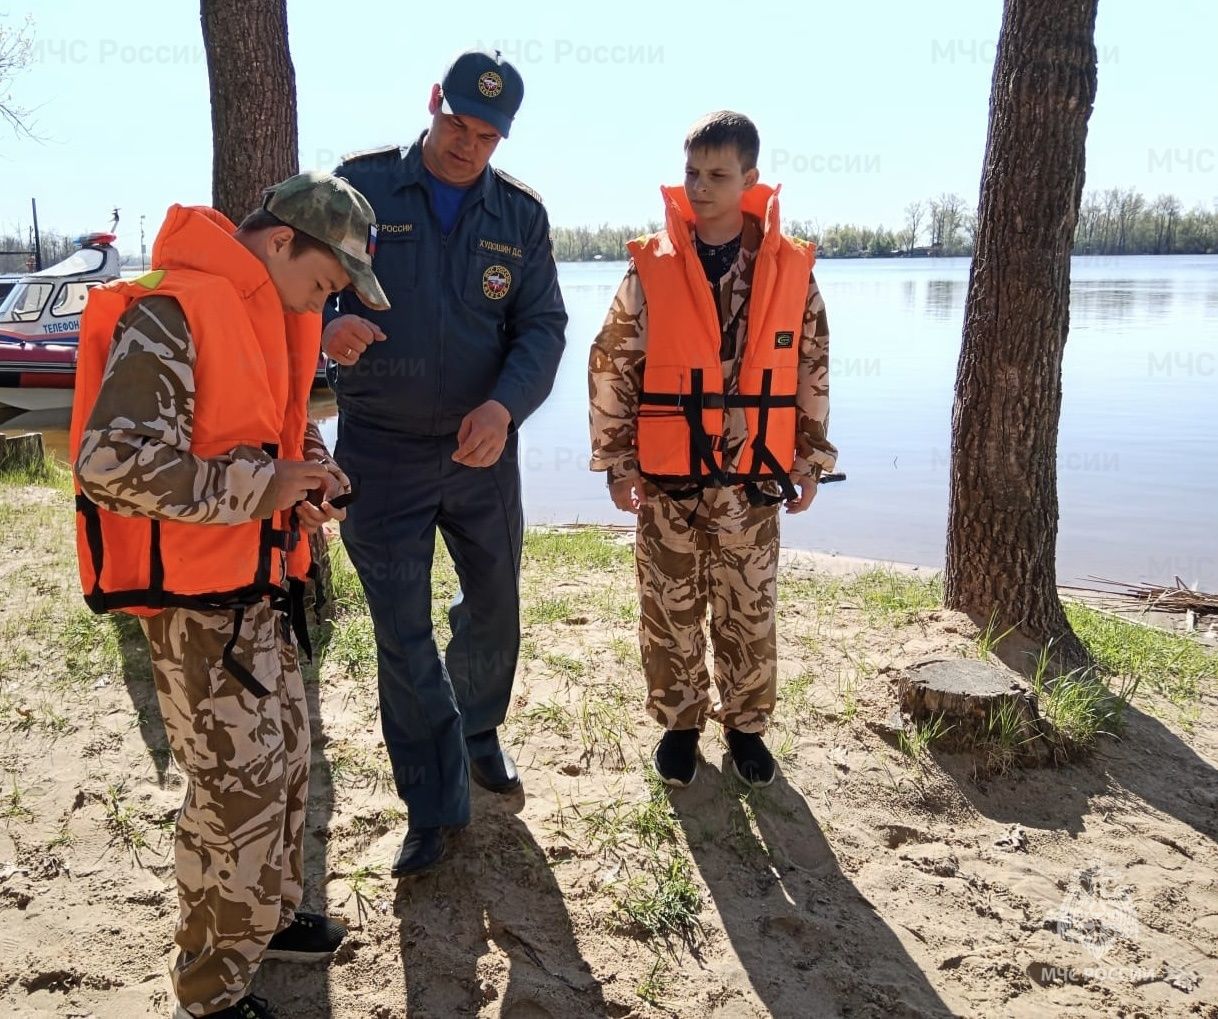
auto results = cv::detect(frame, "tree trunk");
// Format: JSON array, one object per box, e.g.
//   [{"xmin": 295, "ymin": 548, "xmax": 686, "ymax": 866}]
[
  {"xmin": 200, "ymin": 1, "xmax": 334, "ymax": 620},
  {"xmin": 945, "ymin": 0, "xmax": 1098, "ymax": 665},
  {"xmin": 200, "ymin": 0, "xmax": 299, "ymax": 222}
]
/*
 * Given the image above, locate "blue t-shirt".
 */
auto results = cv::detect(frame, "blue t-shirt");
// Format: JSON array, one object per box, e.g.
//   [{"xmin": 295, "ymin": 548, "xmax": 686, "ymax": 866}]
[{"xmin": 424, "ymin": 170, "xmax": 470, "ymax": 234}]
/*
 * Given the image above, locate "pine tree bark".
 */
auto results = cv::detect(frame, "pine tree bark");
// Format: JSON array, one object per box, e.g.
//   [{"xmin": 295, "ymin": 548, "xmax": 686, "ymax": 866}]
[
  {"xmin": 945, "ymin": 0, "xmax": 1098, "ymax": 665},
  {"xmin": 200, "ymin": 0, "xmax": 333, "ymax": 621},
  {"xmin": 200, "ymin": 0, "xmax": 299, "ymax": 222}
]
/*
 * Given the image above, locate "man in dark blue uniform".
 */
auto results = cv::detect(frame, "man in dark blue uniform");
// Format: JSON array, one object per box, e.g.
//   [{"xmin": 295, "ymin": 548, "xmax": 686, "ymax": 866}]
[{"xmin": 324, "ymin": 49, "xmax": 566, "ymax": 877}]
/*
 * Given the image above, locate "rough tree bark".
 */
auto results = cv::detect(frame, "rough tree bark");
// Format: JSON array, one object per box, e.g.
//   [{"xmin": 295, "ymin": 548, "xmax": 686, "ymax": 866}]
[
  {"xmin": 200, "ymin": 0, "xmax": 332, "ymax": 621},
  {"xmin": 200, "ymin": 0, "xmax": 299, "ymax": 222},
  {"xmin": 945, "ymin": 0, "xmax": 1099, "ymax": 665}
]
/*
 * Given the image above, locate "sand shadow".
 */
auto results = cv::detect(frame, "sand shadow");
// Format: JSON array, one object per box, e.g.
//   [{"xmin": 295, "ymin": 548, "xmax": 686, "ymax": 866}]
[
  {"xmin": 394, "ymin": 789, "xmax": 611, "ymax": 1018},
  {"xmin": 674, "ymin": 758, "xmax": 957, "ymax": 1019},
  {"xmin": 939, "ymin": 700, "xmax": 1218, "ymax": 846},
  {"xmin": 254, "ymin": 612, "xmax": 338, "ymax": 1017},
  {"xmin": 110, "ymin": 612, "xmax": 171, "ymax": 786}
]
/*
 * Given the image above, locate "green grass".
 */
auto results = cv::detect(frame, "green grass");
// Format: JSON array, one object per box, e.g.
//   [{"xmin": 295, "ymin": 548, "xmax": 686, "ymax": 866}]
[
  {"xmin": 543, "ymin": 652, "xmax": 587, "ymax": 681},
  {"xmin": 325, "ymin": 615, "xmax": 378, "ymax": 678},
  {"xmin": 0, "ymin": 452, "xmax": 73, "ymax": 490},
  {"xmin": 636, "ymin": 953, "xmax": 674, "ymax": 1007},
  {"xmin": 612, "ymin": 853, "xmax": 702, "ymax": 945},
  {"xmin": 514, "ymin": 699, "xmax": 576, "ymax": 740},
  {"xmin": 841, "ymin": 568, "xmax": 943, "ymax": 625},
  {"xmin": 523, "ymin": 595, "xmax": 579, "ymax": 626},
  {"xmin": 523, "ymin": 528, "xmax": 633, "ymax": 573},
  {"xmin": 0, "ymin": 777, "xmax": 34, "ymax": 822},
  {"xmin": 898, "ymin": 713, "xmax": 953, "ymax": 761},
  {"xmin": 102, "ymin": 782, "xmax": 151, "ymax": 858},
  {"xmin": 1067, "ymin": 601, "xmax": 1217, "ymax": 706},
  {"xmin": 62, "ymin": 610, "xmax": 124, "ymax": 690}
]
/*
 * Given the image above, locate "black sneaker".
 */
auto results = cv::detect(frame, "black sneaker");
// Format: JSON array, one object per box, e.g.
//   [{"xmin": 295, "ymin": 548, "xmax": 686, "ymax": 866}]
[
  {"xmin": 726, "ymin": 729, "xmax": 776, "ymax": 788},
  {"xmin": 652, "ymin": 728, "xmax": 700, "ymax": 787},
  {"xmin": 263, "ymin": 912, "xmax": 347, "ymax": 962},
  {"xmin": 173, "ymin": 995, "xmax": 276, "ymax": 1019}
]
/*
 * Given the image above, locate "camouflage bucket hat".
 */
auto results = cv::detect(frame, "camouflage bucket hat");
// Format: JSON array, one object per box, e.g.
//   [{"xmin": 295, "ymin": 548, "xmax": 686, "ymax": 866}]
[{"xmin": 262, "ymin": 170, "xmax": 390, "ymax": 311}]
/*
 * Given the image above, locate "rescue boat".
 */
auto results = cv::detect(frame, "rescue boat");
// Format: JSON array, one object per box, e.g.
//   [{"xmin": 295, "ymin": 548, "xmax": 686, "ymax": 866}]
[
  {"xmin": 0, "ymin": 233, "xmax": 119, "ymax": 412},
  {"xmin": 0, "ymin": 233, "xmax": 330, "ymax": 415}
]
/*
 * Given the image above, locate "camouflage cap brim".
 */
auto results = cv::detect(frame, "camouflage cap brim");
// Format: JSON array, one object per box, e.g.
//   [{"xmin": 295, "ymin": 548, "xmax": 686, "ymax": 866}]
[{"xmin": 333, "ymin": 248, "xmax": 390, "ymax": 312}]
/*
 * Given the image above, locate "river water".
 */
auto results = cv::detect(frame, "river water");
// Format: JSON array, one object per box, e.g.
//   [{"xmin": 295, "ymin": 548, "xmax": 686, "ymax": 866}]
[{"xmin": 25, "ymin": 255, "xmax": 1218, "ymax": 590}]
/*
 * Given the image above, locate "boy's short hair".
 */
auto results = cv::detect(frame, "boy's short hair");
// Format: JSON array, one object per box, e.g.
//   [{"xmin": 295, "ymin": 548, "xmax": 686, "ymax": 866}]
[
  {"xmin": 684, "ymin": 111, "xmax": 760, "ymax": 171},
  {"xmin": 237, "ymin": 208, "xmax": 333, "ymax": 259}
]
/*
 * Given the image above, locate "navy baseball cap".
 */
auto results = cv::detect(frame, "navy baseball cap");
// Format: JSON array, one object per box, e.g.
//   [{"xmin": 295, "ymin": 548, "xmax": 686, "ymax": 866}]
[{"xmin": 440, "ymin": 48, "xmax": 524, "ymax": 138}]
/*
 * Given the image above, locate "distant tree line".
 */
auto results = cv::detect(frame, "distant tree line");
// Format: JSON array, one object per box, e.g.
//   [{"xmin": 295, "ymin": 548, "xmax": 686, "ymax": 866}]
[
  {"xmin": 0, "ymin": 230, "xmax": 76, "ymax": 274},
  {"xmin": 6, "ymin": 187, "xmax": 1213, "ymax": 274},
  {"xmin": 550, "ymin": 188, "xmax": 1218, "ymax": 261}
]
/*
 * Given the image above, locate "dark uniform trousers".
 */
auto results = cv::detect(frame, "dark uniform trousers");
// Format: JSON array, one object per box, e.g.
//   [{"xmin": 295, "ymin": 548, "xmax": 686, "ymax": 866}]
[{"xmin": 338, "ymin": 417, "xmax": 523, "ymax": 828}]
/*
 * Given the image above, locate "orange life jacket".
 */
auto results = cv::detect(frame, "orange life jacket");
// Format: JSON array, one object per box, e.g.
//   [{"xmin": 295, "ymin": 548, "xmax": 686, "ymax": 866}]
[
  {"xmin": 628, "ymin": 183, "xmax": 814, "ymax": 501},
  {"xmin": 69, "ymin": 206, "xmax": 320, "ymax": 691}
]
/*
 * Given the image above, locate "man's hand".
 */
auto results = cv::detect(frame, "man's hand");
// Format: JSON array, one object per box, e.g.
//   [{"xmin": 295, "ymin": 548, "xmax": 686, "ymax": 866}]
[
  {"xmin": 452, "ymin": 400, "xmax": 512, "ymax": 468},
  {"xmin": 271, "ymin": 460, "xmax": 333, "ymax": 512},
  {"xmin": 785, "ymin": 478, "xmax": 818, "ymax": 514},
  {"xmin": 322, "ymin": 315, "xmax": 386, "ymax": 366},
  {"xmin": 609, "ymin": 476, "xmax": 647, "ymax": 514}
]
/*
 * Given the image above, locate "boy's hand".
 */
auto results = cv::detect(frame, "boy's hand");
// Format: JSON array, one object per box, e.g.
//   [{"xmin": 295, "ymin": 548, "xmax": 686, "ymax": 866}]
[
  {"xmin": 272, "ymin": 460, "xmax": 333, "ymax": 511},
  {"xmin": 785, "ymin": 479, "xmax": 818, "ymax": 514},
  {"xmin": 322, "ymin": 314, "xmax": 386, "ymax": 366},
  {"xmin": 609, "ymin": 476, "xmax": 646, "ymax": 514},
  {"xmin": 295, "ymin": 458, "xmax": 352, "ymax": 533}
]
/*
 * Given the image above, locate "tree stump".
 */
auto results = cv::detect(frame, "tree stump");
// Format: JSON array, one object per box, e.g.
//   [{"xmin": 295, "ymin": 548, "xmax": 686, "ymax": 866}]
[
  {"xmin": 0, "ymin": 432, "xmax": 45, "ymax": 472},
  {"xmin": 897, "ymin": 658, "xmax": 1051, "ymax": 763}
]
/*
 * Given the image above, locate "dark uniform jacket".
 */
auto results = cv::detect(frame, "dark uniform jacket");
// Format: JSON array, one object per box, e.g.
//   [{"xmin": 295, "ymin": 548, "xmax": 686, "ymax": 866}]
[{"xmin": 330, "ymin": 133, "xmax": 568, "ymax": 436}]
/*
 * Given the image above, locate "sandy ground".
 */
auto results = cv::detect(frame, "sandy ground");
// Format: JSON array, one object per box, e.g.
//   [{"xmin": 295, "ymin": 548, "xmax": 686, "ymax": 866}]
[{"xmin": 0, "ymin": 483, "xmax": 1215, "ymax": 1019}]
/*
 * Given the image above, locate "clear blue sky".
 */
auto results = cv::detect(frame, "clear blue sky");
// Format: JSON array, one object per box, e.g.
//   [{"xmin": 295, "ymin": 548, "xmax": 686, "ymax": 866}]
[{"xmin": 3, "ymin": 0, "xmax": 1216, "ymax": 254}]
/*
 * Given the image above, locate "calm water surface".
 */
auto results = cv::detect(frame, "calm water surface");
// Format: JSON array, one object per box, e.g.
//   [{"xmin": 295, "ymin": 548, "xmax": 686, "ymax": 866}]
[{"xmin": 29, "ymin": 256, "xmax": 1218, "ymax": 590}]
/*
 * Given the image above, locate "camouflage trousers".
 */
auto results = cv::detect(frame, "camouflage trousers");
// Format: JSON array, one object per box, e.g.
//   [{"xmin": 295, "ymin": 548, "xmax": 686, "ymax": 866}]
[
  {"xmin": 635, "ymin": 491, "xmax": 780, "ymax": 733},
  {"xmin": 142, "ymin": 599, "xmax": 310, "ymax": 1015}
]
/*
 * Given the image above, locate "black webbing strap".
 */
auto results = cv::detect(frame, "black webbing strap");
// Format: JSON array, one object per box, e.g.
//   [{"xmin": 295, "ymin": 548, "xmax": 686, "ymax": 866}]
[
  {"xmin": 221, "ymin": 606, "xmax": 272, "ymax": 698},
  {"xmin": 286, "ymin": 577, "xmax": 313, "ymax": 662},
  {"xmin": 75, "ymin": 493, "xmax": 106, "ymax": 613},
  {"xmin": 684, "ymin": 369, "xmax": 729, "ymax": 486},
  {"xmin": 639, "ymin": 391, "xmax": 796, "ymax": 410},
  {"xmin": 146, "ymin": 519, "xmax": 166, "ymax": 609},
  {"xmin": 748, "ymin": 368, "xmax": 800, "ymax": 502}
]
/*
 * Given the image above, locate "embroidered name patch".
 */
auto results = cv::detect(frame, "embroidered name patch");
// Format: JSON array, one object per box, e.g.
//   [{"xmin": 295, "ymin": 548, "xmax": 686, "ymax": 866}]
[{"xmin": 478, "ymin": 238, "xmax": 523, "ymax": 259}]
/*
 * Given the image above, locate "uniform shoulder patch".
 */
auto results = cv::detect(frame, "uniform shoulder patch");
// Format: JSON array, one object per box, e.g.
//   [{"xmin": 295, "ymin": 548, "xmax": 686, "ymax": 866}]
[
  {"xmin": 493, "ymin": 168, "xmax": 545, "ymax": 205},
  {"xmin": 340, "ymin": 143, "xmax": 401, "ymax": 164}
]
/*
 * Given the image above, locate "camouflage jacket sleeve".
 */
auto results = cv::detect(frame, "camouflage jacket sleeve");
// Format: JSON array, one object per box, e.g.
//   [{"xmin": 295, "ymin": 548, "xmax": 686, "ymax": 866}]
[
  {"xmin": 302, "ymin": 421, "xmax": 329, "ymax": 463},
  {"xmin": 75, "ymin": 295, "xmax": 282, "ymax": 523},
  {"xmin": 792, "ymin": 268, "xmax": 838, "ymax": 480},
  {"xmin": 588, "ymin": 262, "xmax": 647, "ymax": 484}
]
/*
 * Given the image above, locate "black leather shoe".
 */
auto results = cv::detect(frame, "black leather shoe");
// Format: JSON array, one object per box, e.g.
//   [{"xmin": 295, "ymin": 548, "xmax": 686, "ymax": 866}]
[
  {"xmin": 468, "ymin": 745, "xmax": 521, "ymax": 794},
  {"xmin": 391, "ymin": 825, "xmax": 461, "ymax": 878}
]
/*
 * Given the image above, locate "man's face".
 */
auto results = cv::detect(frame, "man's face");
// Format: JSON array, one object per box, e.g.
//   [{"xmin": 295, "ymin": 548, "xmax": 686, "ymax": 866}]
[
  {"xmin": 422, "ymin": 84, "xmax": 503, "ymax": 186},
  {"xmin": 262, "ymin": 229, "xmax": 351, "ymax": 314},
  {"xmin": 683, "ymin": 145, "xmax": 759, "ymax": 225}
]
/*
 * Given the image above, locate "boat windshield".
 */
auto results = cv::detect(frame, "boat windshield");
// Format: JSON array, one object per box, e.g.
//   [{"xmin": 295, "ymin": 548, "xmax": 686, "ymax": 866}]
[
  {"xmin": 40, "ymin": 248, "xmax": 106, "ymax": 277},
  {"xmin": 0, "ymin": 281, "xmax": 53, "ymax": 323}
]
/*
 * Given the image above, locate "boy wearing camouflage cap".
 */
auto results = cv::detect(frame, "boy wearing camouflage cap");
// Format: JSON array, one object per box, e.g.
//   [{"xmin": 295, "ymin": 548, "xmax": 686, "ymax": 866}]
[
  {"xmin": 71, "ymin": 171, "xmax": 388, "ymax": 1019},
  {"xmin": 589, "ymin": 112, "xmax": 837, "ymax": 791}
]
